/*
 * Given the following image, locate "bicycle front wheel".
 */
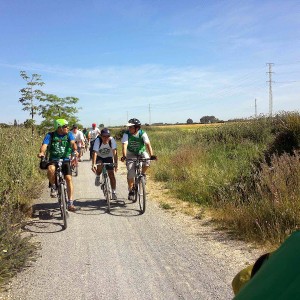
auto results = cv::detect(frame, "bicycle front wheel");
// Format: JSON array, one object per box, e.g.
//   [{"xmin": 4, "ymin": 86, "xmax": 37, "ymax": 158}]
[
  {"xmin": 59, "ymin": 183, "xmax": 68, "ymax": 229},
  {"xmin": 137, "ymin": 176, "xmax": 146, "ymax": 214},
  {"xmin": 104, "ymin": 175, "xmax": 111, "ymax": 212}
]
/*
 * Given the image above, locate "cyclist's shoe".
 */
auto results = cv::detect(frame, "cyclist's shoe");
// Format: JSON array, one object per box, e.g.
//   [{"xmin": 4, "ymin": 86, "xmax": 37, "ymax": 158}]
[
  {"xmin": 50, "ymin": 185, "xmax": 57, "ymax": 198},
  {"xmin": 67, "ymin": 204, "xmax": 77, "ymax": 212},
  {"xmin": 112, "ymin": 192, "xmax": 117, "ymax": 200},
  {"xmin": 95, "ymin": 176, "xmax": 101, "ymax": 186},
  {"xmin": 128, "ymin": 190, "xmax": 135, "ymax": 201}
]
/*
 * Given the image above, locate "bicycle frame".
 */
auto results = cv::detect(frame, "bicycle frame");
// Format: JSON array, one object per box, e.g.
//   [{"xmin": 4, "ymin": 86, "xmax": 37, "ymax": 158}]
[
  {"xmin": 127, "ymin": 156, "xmax": 152, "ymax": 214},
  {"xmin": 95, "ymin": 162, "xmax": 115, "ymax": 212},
  {"xmin": 55, "ymin": 159, "xmax": 69, "ymax": 229}
]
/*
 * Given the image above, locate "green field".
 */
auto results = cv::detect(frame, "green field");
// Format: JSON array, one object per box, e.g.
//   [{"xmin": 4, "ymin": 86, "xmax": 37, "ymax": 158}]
[{"xmin": 146, "ymin": 113, "xmax": 300, "ymax": 244}]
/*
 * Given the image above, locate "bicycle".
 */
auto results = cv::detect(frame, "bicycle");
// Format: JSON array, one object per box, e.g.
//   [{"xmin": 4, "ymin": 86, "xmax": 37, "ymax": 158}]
[
  {"xmin": 95, "ymin": 162, "xmax": 115, "ymax": 212},
  {"xmin": 126, "ymin": 156, "xmax": 155, "ymax": 214},
  {"xmin": 40, "ymin": 157, "xmax": 69, "ymax": 229}
]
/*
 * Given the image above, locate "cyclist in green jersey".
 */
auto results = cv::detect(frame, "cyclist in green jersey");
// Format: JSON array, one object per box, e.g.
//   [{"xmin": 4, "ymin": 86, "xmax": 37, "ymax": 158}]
[
  {"xmin": 121, "ymin": 118, "xmax": 156, "ymax": 200},
  {"xmin": 38, "ymin": 119, "xmax": 78, "ymax": 211}
]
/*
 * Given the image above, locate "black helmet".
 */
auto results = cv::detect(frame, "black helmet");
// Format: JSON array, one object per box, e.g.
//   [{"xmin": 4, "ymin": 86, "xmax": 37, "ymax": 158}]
[
  {"xmin": 126, "ymin": 118, "xmax": 141, "ymax": 127},
  {"xmin": 100, "ymin": 128, "xmax": 110, "ymax": 136}
]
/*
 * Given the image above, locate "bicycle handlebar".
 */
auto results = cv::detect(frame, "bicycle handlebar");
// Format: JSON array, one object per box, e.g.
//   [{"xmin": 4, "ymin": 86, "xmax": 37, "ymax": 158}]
[{"xmin": 94, "ymin": 162, "xmax": 116, "ymax": 167}]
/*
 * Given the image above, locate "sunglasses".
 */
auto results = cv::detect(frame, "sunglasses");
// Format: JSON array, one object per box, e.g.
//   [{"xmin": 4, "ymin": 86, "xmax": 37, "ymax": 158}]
[{"xmin": 62, "ymin": 125, "xmax": 69, "ymax": 128}]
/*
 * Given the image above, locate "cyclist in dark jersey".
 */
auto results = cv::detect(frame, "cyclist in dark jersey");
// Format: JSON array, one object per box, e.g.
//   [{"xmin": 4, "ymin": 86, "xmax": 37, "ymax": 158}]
[{"xmin": 38, "ymin": 119, "xmax": 78, "ymax": 211}]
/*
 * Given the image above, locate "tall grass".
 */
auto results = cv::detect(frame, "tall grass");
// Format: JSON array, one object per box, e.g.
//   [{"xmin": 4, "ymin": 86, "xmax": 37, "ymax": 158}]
[
  {"xmin": 0, "ymin": 127, "xmax": 43, "ymax": 288},
  {"xmin": 149, "ymin": 113, "xmax": 300, "ymax": 244}
]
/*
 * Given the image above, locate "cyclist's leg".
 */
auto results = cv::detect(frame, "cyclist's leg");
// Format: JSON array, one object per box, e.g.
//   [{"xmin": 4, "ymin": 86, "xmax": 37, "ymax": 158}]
[
  {"xmin": 141, "ymin": 151, "xmax": 150, "ymax": 174},
  {"xmin": 95, "ymin": 156, "xmax": 104, "ymax": 176},
  {"xmin": 77, "ymin": 146, "xmax": 82, "ymax": 161},
  {"xmin": 90, "ymin": 140, "xmax": 95, "ymax": 160},
  {"xmin": 126, "ymin": 152, "xmax": 136, "ymax": 190},
  {"xmin": 62, "ymin": 162, "xmax": 75, "ymax": 209},
  {"xmin": 47, "ymin": 163, "xmax": 56, "ymax": 185},
  {"xmin": 107, "ymin": 170, "xmax": 116, "ymax": 190}
]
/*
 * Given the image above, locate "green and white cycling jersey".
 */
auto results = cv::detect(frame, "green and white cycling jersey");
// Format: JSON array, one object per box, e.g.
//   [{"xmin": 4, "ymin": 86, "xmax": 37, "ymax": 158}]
[{"xmin": 121, "ymin": 129, "xmax": 150, "ymax": 155}]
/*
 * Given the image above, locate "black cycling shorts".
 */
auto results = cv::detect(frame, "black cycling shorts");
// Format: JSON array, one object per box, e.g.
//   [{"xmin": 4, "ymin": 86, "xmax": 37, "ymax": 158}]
[
  {"xmin": 49, "ymin": 160, "xmax": 72, "ymax": 176},
  {"xmin": 96, "ymin": 156, "xmax": 114, "ymax": 170}
]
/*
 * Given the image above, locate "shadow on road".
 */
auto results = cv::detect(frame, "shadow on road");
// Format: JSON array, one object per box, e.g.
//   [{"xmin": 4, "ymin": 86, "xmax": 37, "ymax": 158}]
[{"xmin": 22, "ymin": 220, "xmax": 64, "ymax": 233}]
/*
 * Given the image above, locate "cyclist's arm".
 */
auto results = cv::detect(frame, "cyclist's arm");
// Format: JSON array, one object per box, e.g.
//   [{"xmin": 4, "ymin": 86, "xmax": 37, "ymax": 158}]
[
  {"xmin": 122, "ymin": 142, "xmax": 127, "ymax": 158},
  {"xmin": 113, "ymin": 149, "xmax": 118, "ymax": 168},
  {"xmin": 38, "ymin": 133, "xmax": 51, "ymax": 157},
  {"xmin": 70, "ymin": 140, "xmax": 78, "ymax": 156},
  {"xmin": 38, "ymin": 144, "xmax": 48, "ymax": 157},
  {"xmin": 145, "ymin": 141, "xmax": 153, "ymax": 156}
]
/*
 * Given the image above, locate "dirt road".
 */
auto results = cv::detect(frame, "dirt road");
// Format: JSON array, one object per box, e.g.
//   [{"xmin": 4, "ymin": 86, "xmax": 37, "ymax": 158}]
[{"xmin": 3, "ymin": 151, "xmax": 260, "ymax": 300}]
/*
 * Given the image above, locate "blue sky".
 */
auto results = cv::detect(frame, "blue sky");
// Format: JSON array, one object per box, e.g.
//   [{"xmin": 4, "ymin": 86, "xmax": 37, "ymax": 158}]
[{"xmin": 0, "ymin": 0, "xmax": 299, "ymax": 127}]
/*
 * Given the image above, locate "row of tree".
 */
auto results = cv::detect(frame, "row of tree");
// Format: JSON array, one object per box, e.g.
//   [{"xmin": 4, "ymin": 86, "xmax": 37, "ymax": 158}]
[
  {"xmin": 186, "ymin": 116, "xmax": 223, "ymax": 124},
  {"xmin": 19, "ymin": 71, "xmax": 81, "ymax": 134}
]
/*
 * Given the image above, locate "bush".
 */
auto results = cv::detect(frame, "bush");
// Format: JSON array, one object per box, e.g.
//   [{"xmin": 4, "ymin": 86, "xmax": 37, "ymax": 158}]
[{"xmin": 0, "ymin": 127, "xmax": 43, "ymax": 288}]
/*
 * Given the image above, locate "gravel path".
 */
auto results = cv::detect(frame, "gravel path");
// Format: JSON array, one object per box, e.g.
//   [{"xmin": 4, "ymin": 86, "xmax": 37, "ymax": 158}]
[{"xmin": 2, "ymin": 151, "xmax": 262, "ymax": 300}]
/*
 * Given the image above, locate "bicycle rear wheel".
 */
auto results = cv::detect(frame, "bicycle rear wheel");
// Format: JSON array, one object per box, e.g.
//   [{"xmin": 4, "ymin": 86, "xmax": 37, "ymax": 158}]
[
  {"xmin": 104, "ymin": 175, "xmax": 111, "ymax": 212},
  {"xmin": 59, "ymin": 183, "xmax": 68, "ymax": 229},
  {"xmin": 137, "ymin": 176, "xmax": 146, "ymax": 214}
]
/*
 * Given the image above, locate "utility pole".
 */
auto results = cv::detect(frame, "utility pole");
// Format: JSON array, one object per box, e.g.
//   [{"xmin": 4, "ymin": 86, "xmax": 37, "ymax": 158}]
[
  {"xmin": 255, "ymin": 98, "xmax": 257, "ymax": 118},
  {"xmin": 266, "ymin": 63, "xmax": 274, "ymax": 117},
  {"xmin": 149, "ymin": 104, "xmax": 151, "ymax": 125}
]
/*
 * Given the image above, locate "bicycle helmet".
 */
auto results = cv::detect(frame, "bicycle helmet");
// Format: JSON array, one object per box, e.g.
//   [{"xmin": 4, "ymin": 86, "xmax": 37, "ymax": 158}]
[
  {"xmin": 126, "ymin": 118, "xmax": 141, "ymax": 127},
  {"xmin": 72, "ymin": 124, "xmax": 78, "ymax": 129},
  {"xmin": 92, "ymin": 123, "xmax": 96, "ymax": 127},
  {"xmin": 54, "ymin": 119, "xmax": 68, "ymax": 130},
  {"xmin": 101, "ymin": 128, "xmax": 110, "ymax": 136}
]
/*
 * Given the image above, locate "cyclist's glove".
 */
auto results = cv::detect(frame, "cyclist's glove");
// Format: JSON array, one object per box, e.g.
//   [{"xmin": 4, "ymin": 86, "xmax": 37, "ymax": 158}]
[
  {"xmin": 150, "ymin": 155, "xmax": 157, "ymax": 160},
  {"xmin": 121, "ymin": 156, "xmax": 126, "ymax": 162}
]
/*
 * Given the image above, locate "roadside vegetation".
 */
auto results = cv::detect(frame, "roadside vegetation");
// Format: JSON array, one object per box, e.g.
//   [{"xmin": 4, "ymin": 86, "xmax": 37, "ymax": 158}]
[
  {"xmin": 1, "ymin": 111, "xmax": 299, "ymax": 288},
  {"xmin": 0, "ymin": 127, "xmax": 43, "ymax": 289},
  {"xmin": 148, "ymin": 112, "xmax": 300, "ymax": 245}
]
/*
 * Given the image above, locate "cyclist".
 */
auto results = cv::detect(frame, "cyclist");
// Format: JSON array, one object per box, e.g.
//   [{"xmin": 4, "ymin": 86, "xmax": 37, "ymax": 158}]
[
  {"xmin": 82, "ymin": 128, "xmax": 89, "ymax": 151},
  {"xmin": 71, "ymin": 124, "xmax": 85, "ymax": 161},
  {"xmin": 121, "ymin": 118, "xmax": 156, "ymax": 200},
  {"xmin": 88, "ymin": 123, "xmax": 100, "ymax": 160},
  {"xmin": 38, "ymin": 119, "xmax": 78, "ymax": 212},
  {"xmin": 92, "ymin": 128, "xmax": 118, "ymax": 200}
]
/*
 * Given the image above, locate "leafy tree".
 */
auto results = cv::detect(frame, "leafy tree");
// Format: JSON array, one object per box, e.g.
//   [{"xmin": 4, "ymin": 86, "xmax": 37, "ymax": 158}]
[
  {"xmin": 24, "ymin": 119, "xmax": 35, "ymax": 129},
  {"xmin": 19, "ymin": 71, "xmax": 45, "ymax": 134},
  {"xmin": 187, "ymin": 118, "xmax": 193, "ymax": 124},
  {"xmin": 200, "ymin": 116, "xmax": 219, "ymax": 124},
  {"xmin": 38, "ymin": 94, "xmax": 81, "ymax": 132},
  {"xmin": 14, "ymin": 119, "xmax": 18, "ymax": 126}
]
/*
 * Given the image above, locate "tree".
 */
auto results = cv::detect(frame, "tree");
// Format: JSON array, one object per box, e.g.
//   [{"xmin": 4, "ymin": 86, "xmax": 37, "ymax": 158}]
[
  {"xmin": 24, "ymin": 119, "xmax": 35, "ymax": 129},
  {"xmin": 200, "ymin": 116, "xmax": 219, "ymax": 124},
  {"xmin": 38, "ymin": 94, "xmax": 81, "ymax": 132},
  {"xmin": 187, "ymin": 118, "xmax": 193, "ymax": 124},
  {"xmin": 19, "ymin": 71, "xmax": 45, "ymax": 134}
]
